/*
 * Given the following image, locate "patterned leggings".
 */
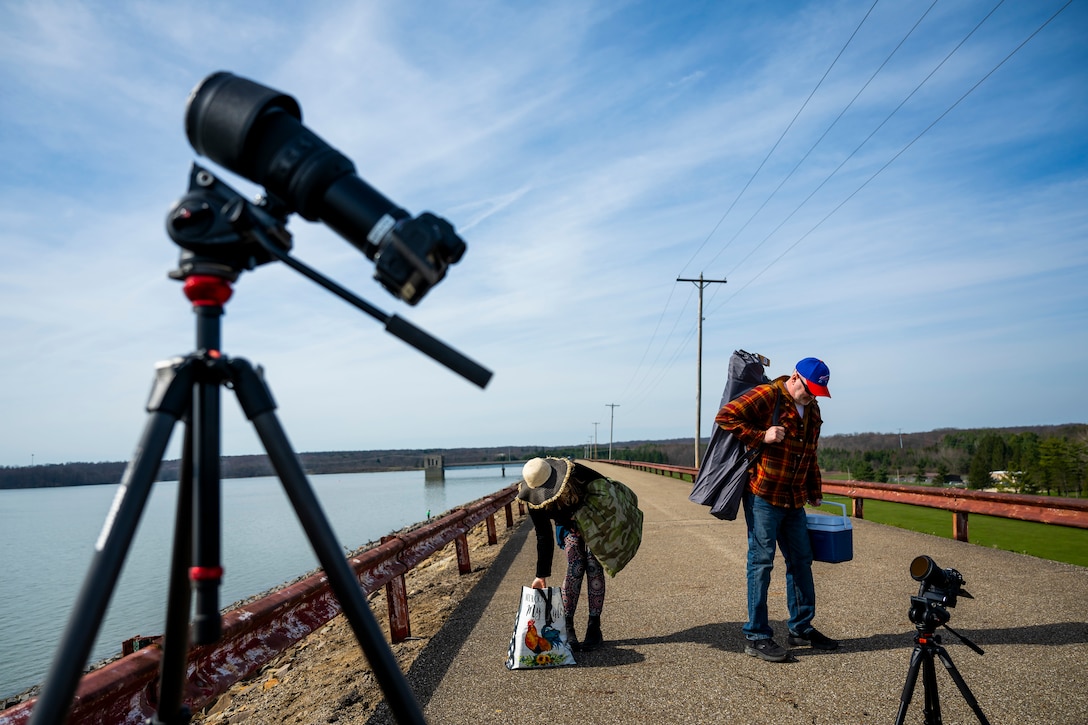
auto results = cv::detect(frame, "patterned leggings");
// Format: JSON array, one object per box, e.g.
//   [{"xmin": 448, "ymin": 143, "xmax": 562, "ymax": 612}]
[{"xmin": 562, "ymin": 528, "xmax": 605, "ymax": 617}]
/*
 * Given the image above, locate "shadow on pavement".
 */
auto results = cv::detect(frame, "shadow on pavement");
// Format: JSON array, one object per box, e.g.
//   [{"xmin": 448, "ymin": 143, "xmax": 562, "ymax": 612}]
[
  {"xmin": 367, "ymin": 520, "xmax": 532, "ymax": 724},
  {"xmin": 568, "ymin": 618, "xmax": 1088, "ymax": 670}
]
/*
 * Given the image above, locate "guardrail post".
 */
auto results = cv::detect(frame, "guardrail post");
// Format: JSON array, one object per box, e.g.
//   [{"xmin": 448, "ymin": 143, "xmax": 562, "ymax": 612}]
[
  {"xmin": 385, "ymin": 573, "xmax": 411, "ymax": 643},
  {"xmin": 954, "ymin": 511, "xmax": 969, "ymax": 542},
  {"xmin": 455, "ymin": 533, "xmax": 472, "ymax": 574},
  {"xmin": 381, "ymin": 535, "xmax": 412, "ymax": 643},
  {"xmin": 852, "ymin": 498, "xmax": 864, "ymax": 519},
  {"xmin": 504, "ymin": 502, "xmax": 514, "ymax": 527},
  {"xmin": 486, "ymin": 513, "xmax": 498, "ymax": 544}
]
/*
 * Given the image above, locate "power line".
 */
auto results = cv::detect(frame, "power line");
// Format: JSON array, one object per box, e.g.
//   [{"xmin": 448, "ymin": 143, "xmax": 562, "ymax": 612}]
[
  {"xmin": 710, "ymin": 0, "xmax": 1073, "ymax": 316},
  {"xmin": 616, "ymin": 1, "xmax": 884, "ymax": 417},
  {"xmin": 617, "ymin": 283, "xmax": 694, "ymax": 402},
  {"xmin": 675, "ymin": 0, "xmax": 882, "ymax": 280},
  {"xmin": 615, "ymin": 1, "xmax": 1075, "ymax": 422},
  {"xmin": 700, "ymin": 0, "xmax": 943, "ymax": 277},
  {"xmin": 717, "ymin": 0, "xmax": 1011, "ymax": 288}
]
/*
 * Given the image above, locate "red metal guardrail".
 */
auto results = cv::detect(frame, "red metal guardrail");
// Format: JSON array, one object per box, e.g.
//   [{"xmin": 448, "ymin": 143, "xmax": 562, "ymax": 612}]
[
  {"xmin": 597, "ymin": 459, "xmax": 1088, "ymax": 541},
  {"xmin": 0, "ymin": 485, "xmax": 521, "ymax": 725}
]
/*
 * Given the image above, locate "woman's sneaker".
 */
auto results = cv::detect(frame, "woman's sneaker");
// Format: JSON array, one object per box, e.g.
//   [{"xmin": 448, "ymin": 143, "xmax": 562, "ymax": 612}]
[
  {"xmin": 744, "ymin": 637, "xmax": 789, "ymax": 662},
  {"xmin": 788, "ymin": 628, "xmax": 840, "ymax": 650}
]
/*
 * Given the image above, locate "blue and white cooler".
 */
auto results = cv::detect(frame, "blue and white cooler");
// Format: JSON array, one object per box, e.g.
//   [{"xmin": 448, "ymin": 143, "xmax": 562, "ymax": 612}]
[{"xmin": 806, "ymin": 501, "xmax": 853, "ymax": 563}]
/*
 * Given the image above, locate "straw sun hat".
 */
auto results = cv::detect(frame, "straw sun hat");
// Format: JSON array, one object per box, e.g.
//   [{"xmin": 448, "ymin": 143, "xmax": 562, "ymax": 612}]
[{"xmin": 516, "ymin": 457, "xmax": 574, "ymax": 508}]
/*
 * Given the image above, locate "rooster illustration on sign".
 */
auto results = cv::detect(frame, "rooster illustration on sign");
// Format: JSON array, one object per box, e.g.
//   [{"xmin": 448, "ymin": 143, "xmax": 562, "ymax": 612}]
[
  {"xmin": 523, "ymin": 619, "xmax": 553, "ymax": 654},
  {"xmin": 541, "ymin": 624, "xmax": 563, "ymax": 649}
]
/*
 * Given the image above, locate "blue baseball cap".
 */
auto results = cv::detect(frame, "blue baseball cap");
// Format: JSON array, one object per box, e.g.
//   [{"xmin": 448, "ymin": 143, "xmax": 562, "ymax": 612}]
[{"xmin": 796, "ymin": 358, "xmax": 830, "ymax": 397}]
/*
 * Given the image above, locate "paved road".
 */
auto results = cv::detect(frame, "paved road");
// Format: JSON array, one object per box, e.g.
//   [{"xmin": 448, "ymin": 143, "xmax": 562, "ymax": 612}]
[{"xmin": 370, "ymin": 461, "xmax": 1088, "ymax": 724}]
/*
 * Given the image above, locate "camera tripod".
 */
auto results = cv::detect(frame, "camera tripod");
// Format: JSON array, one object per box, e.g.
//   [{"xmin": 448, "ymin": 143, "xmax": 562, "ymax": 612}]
[
  {"xmin": 26, "ymin": 161, "xmax": 495, "ymax": 724},
  {"xmin": 29, "ymin": 271, "xmax": 426, "ymax": 724},
  {"xmin": 894, "ymin": 615, "xmax": 990, "ymax": 725}
]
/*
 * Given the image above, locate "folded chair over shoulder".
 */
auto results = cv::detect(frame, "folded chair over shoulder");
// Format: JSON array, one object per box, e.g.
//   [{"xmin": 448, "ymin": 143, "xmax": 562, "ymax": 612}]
[{"xmin": 689, "ymin": 350, "xmax": 778, "ymax": 520}]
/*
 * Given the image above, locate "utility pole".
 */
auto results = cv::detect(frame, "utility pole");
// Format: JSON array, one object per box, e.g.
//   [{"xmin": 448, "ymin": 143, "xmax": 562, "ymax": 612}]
[
  {"xmin": 677, "ymin": 274, "xmax": 727, "ymax": 469},
  {"xmin": 898, "ymin": 428, "xmax": 903, "ymax": 483},
  {"xmin": 592, "ymin": 422, "xmax": 600, "ymax": 459},
  {"xmin": 605, "ymin": 404, "xmax": 620, "ymax": 460}
]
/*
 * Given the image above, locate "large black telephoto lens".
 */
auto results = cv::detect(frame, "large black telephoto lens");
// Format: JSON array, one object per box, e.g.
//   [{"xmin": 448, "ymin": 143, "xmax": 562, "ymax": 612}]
[
  {"xmin": 910, "ymin": 555, "xmax": 947, "ymax": 587},
  {"xmin": 910, "ymin": 555, "xmax": 971, "ymax": 607},
  {"xmin": 185, "ymin": 71, "xmax": 465, "ymax": 305}
]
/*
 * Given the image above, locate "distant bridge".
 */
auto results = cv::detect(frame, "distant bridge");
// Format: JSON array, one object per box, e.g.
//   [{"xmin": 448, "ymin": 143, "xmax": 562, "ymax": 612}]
[{"xmin": 423, "ymin": 456, "xmax": 513, "ymax": 480}]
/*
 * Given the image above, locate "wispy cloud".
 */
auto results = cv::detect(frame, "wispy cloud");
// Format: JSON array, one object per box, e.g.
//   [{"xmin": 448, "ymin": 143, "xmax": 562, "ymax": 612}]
[{"xmin": 0, "ymin": 0, "xmax": 1084, "ymax": 466}]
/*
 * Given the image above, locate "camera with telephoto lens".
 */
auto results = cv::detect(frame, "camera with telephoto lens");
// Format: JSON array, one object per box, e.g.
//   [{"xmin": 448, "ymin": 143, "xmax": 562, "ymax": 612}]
[
  {"xmin": 184, "ymin": 71, "xmax": 465, "ymax": 305},
  {"xmin": 907, "ymin": 555, "xmax": 973, "ymax": 629}
]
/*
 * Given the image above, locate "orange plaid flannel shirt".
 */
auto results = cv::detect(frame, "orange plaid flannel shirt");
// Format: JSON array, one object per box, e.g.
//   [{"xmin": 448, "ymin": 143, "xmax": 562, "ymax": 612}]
[{"xmin": 714, "ymin": 376, "xmax": 822, "ymax": 509}]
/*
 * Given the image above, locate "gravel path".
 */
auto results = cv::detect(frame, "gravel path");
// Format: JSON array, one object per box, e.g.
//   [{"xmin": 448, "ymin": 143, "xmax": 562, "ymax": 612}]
[
  {"xmin": 199, "ymin": 461, "xmax": 1088, "ymax": 724},
  {"xmin": 383, "ymin": 461, "xmax": 1088, "ymax": 725}
]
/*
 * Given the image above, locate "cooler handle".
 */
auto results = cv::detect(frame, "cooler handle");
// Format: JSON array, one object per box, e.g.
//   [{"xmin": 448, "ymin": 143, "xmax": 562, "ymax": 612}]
[{"xmin": 819, "ymin": 501, "xmax": 848, "ymax": 522}]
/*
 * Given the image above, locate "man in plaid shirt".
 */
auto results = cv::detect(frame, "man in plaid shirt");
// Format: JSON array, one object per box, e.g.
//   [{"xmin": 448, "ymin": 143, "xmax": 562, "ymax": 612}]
[{"xmin": 715, "ymin": 357, "xmax": 840, "ymax": 662}]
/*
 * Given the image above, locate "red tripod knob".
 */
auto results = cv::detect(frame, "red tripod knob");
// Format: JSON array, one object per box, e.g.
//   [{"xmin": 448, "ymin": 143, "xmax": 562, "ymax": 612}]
[{"xmin": 183, "ymin": 275, "xmax": 233, "ymax": 307}]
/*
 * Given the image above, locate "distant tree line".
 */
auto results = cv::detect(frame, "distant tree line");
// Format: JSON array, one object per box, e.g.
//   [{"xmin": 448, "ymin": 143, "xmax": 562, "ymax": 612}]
[
  {"xmin": 3, "ymin": 425, "xmax": 1083, "ymax": 495},
  {"xmin": 0, "ymin": 461, "xmax": 130, "ymax": 490},
  {"xmin": 0, "ymin": 442, "xmax": 663, "ymax": 490},
  {"xmin": 818, "ymin": 424, "xmax": 1087, "ymax": 496},
  {"xmin": 606, "ymin": 444, "xmax": 669, "ymax": 464}
]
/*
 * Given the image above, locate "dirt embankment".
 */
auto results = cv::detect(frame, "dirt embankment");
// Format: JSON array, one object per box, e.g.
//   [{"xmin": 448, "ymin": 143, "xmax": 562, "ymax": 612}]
[{"xmin": 193, "ymin": 519, "xmax": 522, "ymax": 724}]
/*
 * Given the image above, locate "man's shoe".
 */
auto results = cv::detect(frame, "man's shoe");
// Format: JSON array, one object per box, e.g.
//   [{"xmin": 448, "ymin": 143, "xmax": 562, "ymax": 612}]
[
  {"xmin": 744, "ymin": 637, "xmax": 789, "ymax": 662},
  {"xmin": 788, "ymin": 628, "xmax": 840, "ymax": 650}
]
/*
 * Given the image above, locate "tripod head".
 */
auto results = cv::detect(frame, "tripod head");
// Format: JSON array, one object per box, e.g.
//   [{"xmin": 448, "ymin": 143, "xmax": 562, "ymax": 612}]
[
  {"xmin": 908, "ymin": 595, "xmax": 952, "ymax": 632},
  {"xmin": 167, "ymin": 164, "xmax": 291, "ymax": 282},
  {"xmin": 166, "ymin": 76, "xmax": 493, "ymax": 389}
]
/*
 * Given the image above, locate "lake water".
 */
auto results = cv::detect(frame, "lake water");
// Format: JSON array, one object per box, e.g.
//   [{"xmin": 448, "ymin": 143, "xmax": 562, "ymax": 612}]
[{"xmin": 0, "ymin": 466, "xmax": 516, "ymax": 701}]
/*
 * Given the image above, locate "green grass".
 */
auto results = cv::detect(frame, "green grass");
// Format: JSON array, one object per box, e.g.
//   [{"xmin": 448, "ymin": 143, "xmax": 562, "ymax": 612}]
[{"xmin": 822, "ymin": 494, "xmax": 1088, "ymax": 568}]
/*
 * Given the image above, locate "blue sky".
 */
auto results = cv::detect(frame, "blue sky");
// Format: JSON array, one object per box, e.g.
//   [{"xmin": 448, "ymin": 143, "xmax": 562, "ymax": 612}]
[{"xmin": 1, "ymin": 0, "xmax": 1085, "ymax": 468}]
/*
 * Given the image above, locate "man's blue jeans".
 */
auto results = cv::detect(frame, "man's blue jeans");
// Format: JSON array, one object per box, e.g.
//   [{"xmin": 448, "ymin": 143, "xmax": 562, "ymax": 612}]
[{"xmin": 742, "ymin": 491, "xmax": 815, "ymax": 640}]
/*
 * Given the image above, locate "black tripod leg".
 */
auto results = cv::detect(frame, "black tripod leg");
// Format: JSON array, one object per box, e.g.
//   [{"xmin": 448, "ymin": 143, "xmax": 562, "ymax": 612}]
[
  {"xmin": 894, "ymin": 646, "xmax": 925, "ymax": 725},
  {"xmin": 922, "ymin": 652, "xmax": 942, "ymax": 725},
  {"xmin": 191, "ymin": 370, "xmax": 224, "ymax": 646},
  {"xmin": 935, "ymin": 646, "xmax": 991, "ymax": 725},
  {"xmin": 229, "ymin": 359, "xmax": 426, "ymax": 724},
  {"xmin": 151, "ymin": 422, "xmax": 197, "ymax": 725},
  {"xmin": 30, "ymin": 361, "xmax": 192, "ymax": 725}
]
